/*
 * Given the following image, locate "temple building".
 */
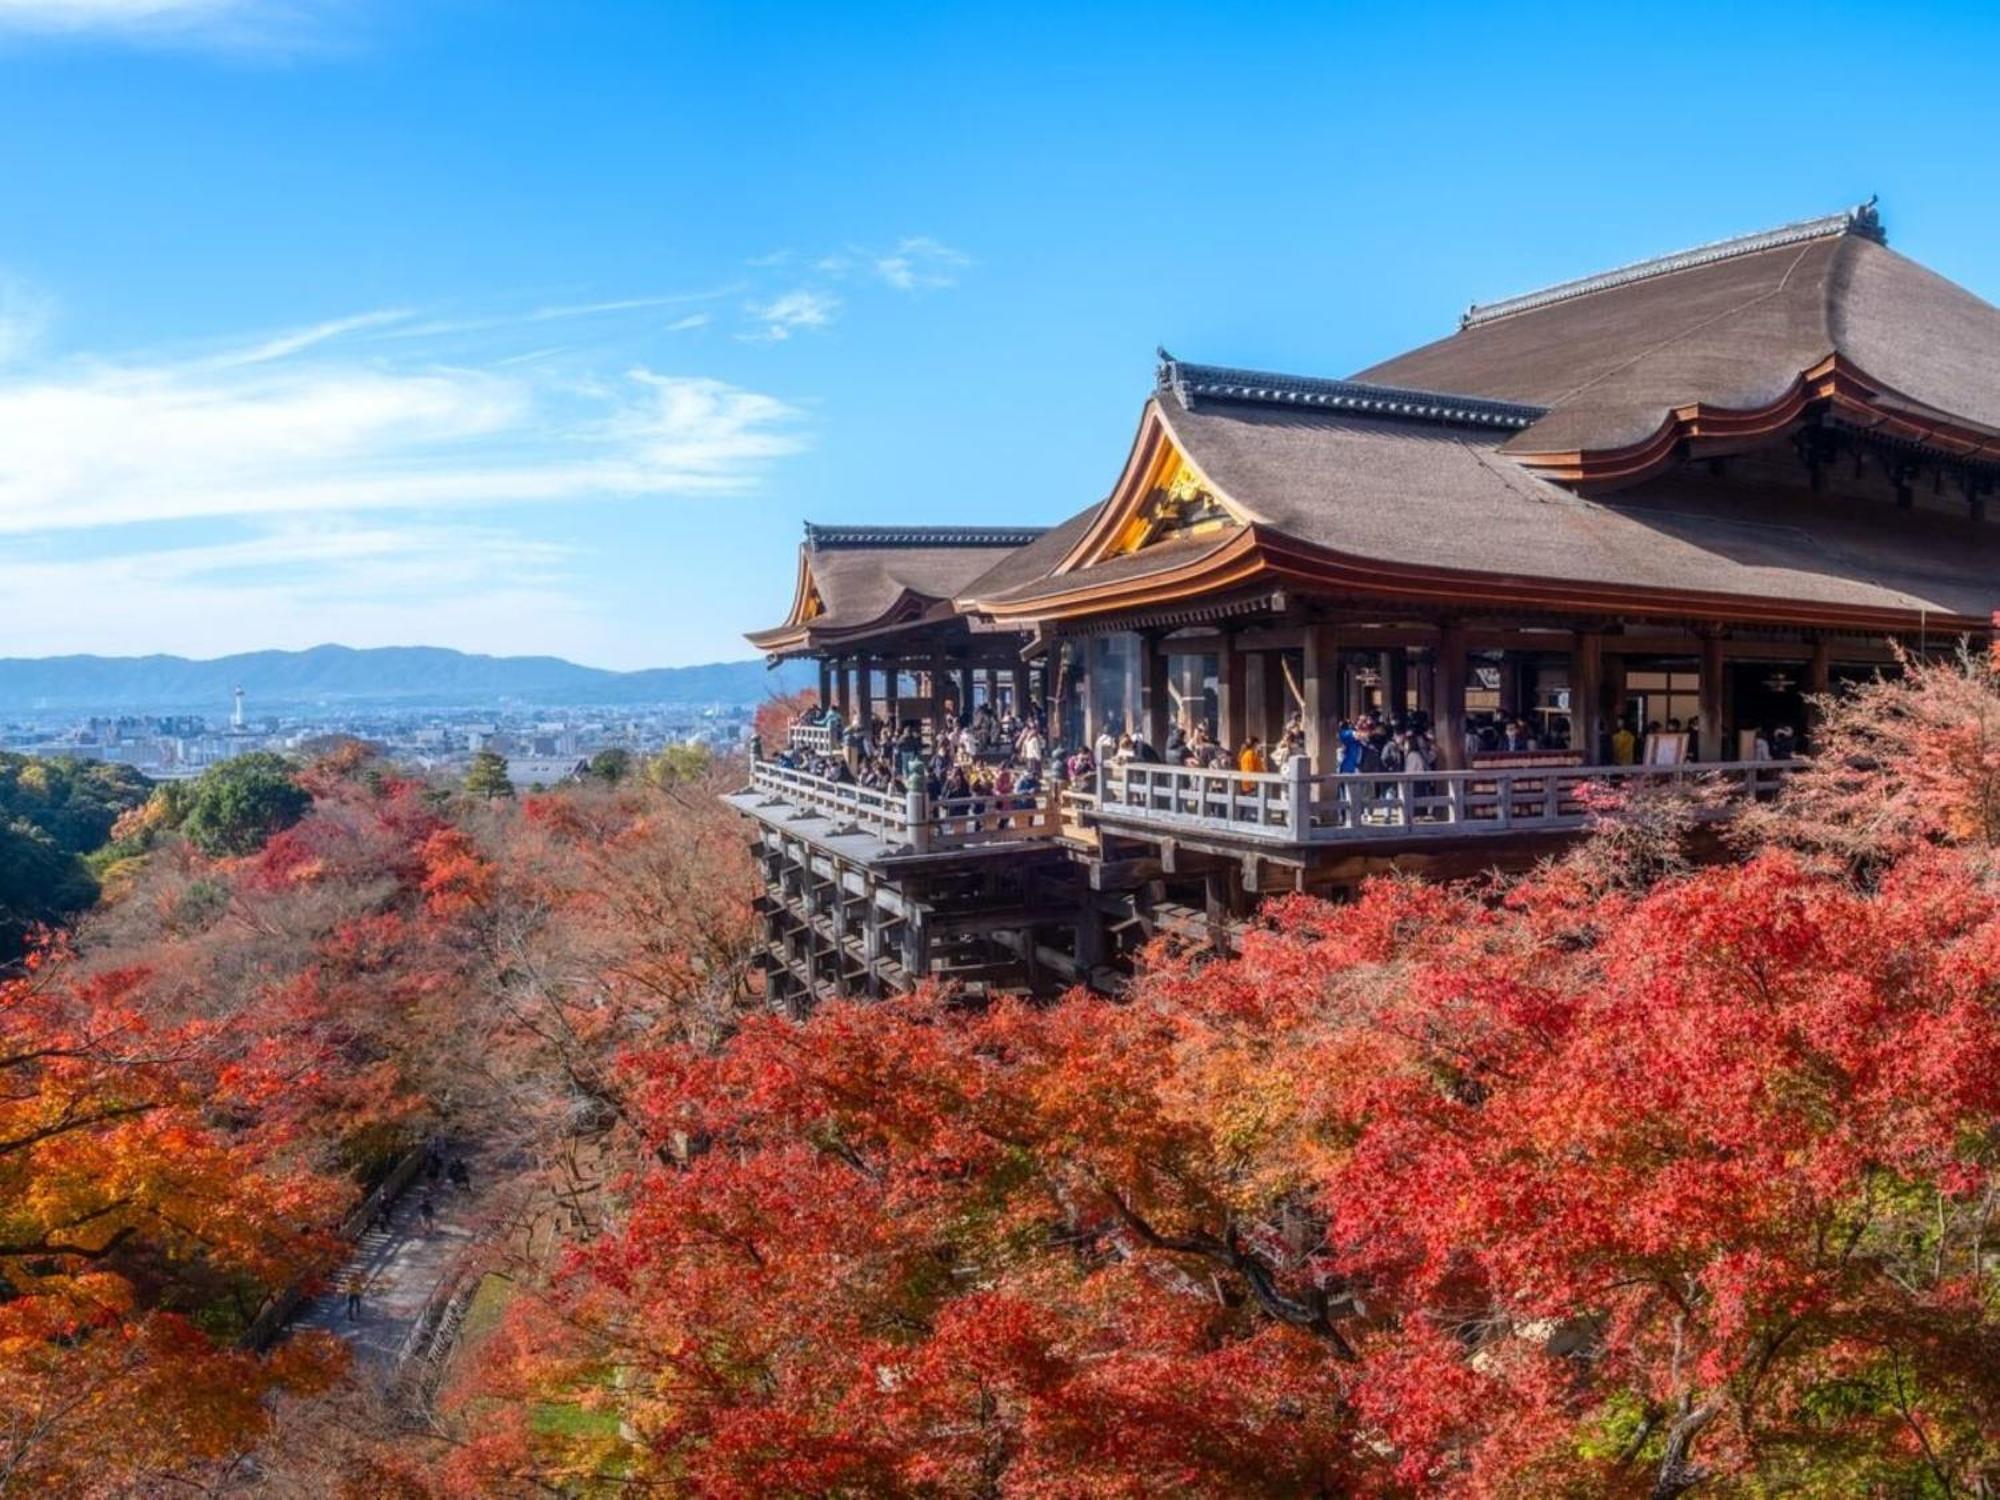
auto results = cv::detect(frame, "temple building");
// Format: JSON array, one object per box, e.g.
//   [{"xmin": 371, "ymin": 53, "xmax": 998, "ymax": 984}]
[{"xmin": 730, "ymin": 203, "xmax": 2000, "ymax": 1004}]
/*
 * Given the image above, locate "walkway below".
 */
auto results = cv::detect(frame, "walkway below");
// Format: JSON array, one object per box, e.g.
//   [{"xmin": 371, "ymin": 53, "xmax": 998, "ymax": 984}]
[{"xmin": 294, "ymin": 1161, "xmax": 485, "ymax": 1380}]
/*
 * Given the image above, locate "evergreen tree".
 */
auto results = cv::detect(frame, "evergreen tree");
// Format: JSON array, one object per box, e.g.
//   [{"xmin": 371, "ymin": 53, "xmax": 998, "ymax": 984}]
[
  {"xmin": 177, "ymin": 753, "xmax": 312, "ymax": 857},
  {"xmin": 465, "ymin": 750, "xmax": 515, "ymax": 800}
]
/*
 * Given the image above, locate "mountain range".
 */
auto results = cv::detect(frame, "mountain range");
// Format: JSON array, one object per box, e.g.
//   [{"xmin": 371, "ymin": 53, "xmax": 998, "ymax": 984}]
[{"xmin": 0, "ymin": 645, "xmax": 815, "ymax": 715}]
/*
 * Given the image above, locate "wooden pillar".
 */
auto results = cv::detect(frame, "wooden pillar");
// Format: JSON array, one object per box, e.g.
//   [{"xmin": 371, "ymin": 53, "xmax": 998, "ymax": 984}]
[
  {"xmin": 1572, "ymin": 630, "xmax": 1603, "ymax": 764},
  {"xmin": 857, "ymin": 656, "xmax": 874, "ymax": 726},
  {"xmin": 1437, "ymin": 621, "xmax": 1468, "ymax": 770},
  {"xmin": 958, "ymin": 663, "xmax": 976, "ymax": 719},
  {"xmin": 1303, "ymin": 623, "xmax": 1339, "ymax": 771},
  {"xmin": 1088, "ymin": 636, "xmax": 1104, "ymax": 748},
  {"xmin": 1699, "ymin": 632, "xmax": 1726, "ymax": 762},
  {"xmin": 1012, "ymin": 663, "xmax": 1030, "ymax": 720},
  {"xmin": 929, "ymin": 658, "xmax": 949, "ymax": 736},
  {"xmin": 1217, "ymin": 633, "xmax": 1248, "ymax": 749},
  {"xmin": 816, "ymin": 658, "xmax": 831, "ymax": 709},
  {"xmin": 1120, "ymin": 636, "xmax": 1140, "ymax": 738},
  {"xmin": 1245, "ymin": 651, "xmax": 1271, "ymax": 743},
  {"xmin": 1141, "ymin": 634, "xmax": 1172, "ymax": 751},
  {"xmin": 1386, "ymin": 648, "xmax": 1409, "ymax": 721},
  {"xmin": 1806, "ymin": 636, "xmax": 1831, "ymax": 746}
]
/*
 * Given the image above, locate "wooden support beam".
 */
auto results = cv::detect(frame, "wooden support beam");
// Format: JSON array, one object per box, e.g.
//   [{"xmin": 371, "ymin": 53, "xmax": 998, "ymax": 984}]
[
  {"xmin": 1572, "ymin": 630, "xmax": 1603, "ymax": 764},
  {"xmin": 1217, "ymin": 633, "xmax": 1247, "ymax": 749},
  {"xmin": 1806, "ymin": 636, "xmax": 1832, "ymax": 746},
  {"xmin": 1436, "ymin": 620, "xmax": 1468, "ymax": 770},
  {"xmin": 1303, "ymin": 623, "xmax": 1339, "ymax": 773},
  {"xmin": 856, "ymin": 657, "xmax": 874, "ymax": 725},
  {"xmin": 1141, "ymin": 634, "xmax": 1171, "ymax": 753},
  {"xmin": 1386, "ymin": 648, "xmax": 1409, "ymax": 720},
  {"xmin": 1245, "ymin": 648, "xmax": 1272, "ymax": 742},
  {"xmin": 1698, "ymin": 632, "xmax": 1726, "ymax": 762}
]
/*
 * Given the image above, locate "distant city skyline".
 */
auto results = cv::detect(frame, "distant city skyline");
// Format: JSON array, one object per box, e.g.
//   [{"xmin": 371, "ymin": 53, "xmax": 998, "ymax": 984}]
[{"xmin": 5, "ymin": 1, "xmax": 2000, "ymax": 666}]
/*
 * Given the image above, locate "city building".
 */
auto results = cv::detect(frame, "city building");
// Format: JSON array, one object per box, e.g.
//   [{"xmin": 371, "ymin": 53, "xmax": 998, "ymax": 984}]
[{"xmin": 730, "ymin": 203, "xmax": 2000, "ymax": 1004}]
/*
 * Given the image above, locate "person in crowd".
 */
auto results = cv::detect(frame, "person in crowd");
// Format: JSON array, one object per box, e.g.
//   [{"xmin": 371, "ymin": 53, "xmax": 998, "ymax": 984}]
[
  {"xmin": 1237, "ymin": 734, "xmax": 1267, "ymax": 792},
  {"xmin": 1610, "ymin": 718, "xmax": 1637, "ymax": 766},
  {"xmin": 1338, "ymin": 719, "xmax": 1364, "ymax": 775},
  {"xmin": 1018, "ymin": 722, "xmax": 1045, "ymax": 773}
]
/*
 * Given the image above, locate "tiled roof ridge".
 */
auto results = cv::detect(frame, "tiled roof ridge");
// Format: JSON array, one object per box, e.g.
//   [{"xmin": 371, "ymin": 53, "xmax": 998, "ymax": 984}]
[
  {"xmin": 1156, "ymin": 350, "xmax": 1547, "ymax": 431},
  {"xmin": 804, "ymin": 523, "xmax": 1049, "ymax": 549},
  {"xmin": 1460, "ymin": 198, "xmax": 1886, "ymax": 330}
]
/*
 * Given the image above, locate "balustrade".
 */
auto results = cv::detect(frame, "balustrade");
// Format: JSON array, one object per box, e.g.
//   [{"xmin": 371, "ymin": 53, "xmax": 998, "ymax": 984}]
[
  {"xmin": 1097, "ymin": 759, "xmax": 1794, "ymax": 844},
  {"xmin": 749, "ymin": 760, "xmax": 1058, "ymax": 853},
  {"xmin": 752, "ymin": 756, "xmax": 1795, "ymax": 855},
  {"xmin": 787, "ymin": 720, "xmax": 839, "ymax": 754}
]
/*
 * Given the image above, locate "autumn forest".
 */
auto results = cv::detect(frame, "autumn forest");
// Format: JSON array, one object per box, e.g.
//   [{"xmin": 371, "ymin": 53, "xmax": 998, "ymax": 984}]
[{"xmin": 6, "ymin": 659, "xmax": 2000, "ymax": 1499}]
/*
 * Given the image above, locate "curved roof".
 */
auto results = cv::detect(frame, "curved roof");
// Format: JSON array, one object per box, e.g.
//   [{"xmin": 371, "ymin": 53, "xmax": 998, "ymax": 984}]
[
  {"xmin": 971, "ymin": 381, "xmax": 2000, "ymax": 631},
  {"xmin": 747, "ymin": 524, "xmax": 1046, "ymax": 655},
  {"xmin": 1355, "ymin": 203, "xmax": 2000, "ymax": 478}
]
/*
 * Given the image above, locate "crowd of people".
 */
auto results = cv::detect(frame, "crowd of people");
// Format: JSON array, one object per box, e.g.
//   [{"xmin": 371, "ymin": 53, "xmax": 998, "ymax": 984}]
[
  {"xmin": 769, "ymin": 699, "xmax": 1051, "ymax": 803},
  {"xmin": 769, "ymin": 699, "xmax": 1462, "ymax": 799},
  {"xmin": 769, "ymin": 698, "xmax": 1805, "ymax": 803}
]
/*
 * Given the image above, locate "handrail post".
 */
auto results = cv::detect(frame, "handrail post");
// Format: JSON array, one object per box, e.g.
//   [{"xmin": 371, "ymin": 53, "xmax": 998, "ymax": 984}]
[
  {"xmin": 1286, "ymin": 755, "xmax": 1311, "ymax": 836},
  {"xmin": 905, "ymin": 782, "xmax": 930, "ymax": 854}
]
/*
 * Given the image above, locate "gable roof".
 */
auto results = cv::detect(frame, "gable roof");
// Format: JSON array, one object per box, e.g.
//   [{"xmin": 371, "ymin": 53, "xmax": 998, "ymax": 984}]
[
  {"xmin": 970, "ymin": 382, "xmax": 2000, "ymax": 631},
  {"xmin": 747, "ymin": 524, "xmax": 1046, "ymax": 655},
  {"xmin": 1355, "ymin": 201, "xmax": 2000, "ymax": 482}
]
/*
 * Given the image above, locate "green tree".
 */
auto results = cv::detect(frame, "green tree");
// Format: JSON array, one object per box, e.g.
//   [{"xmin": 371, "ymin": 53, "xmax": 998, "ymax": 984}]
[
  {"xmin": 0, "ymin": 819, "xmax": 97, "ymax": 960},
  {"xmin": 588, "ymin": 748, "xmax": 634, "ymax": 784},
  {"xmin": 465, "ymin": 750, "xmax": 516, "ymax": 800},
  {"xmin": 177, "ymin": 753, "xmax": 312, "ymax": 857},
  {"xmin": 645, "ymin": 743, "xmax": 713, "ymax": 788},
  {"xmin": 0, "ymin": 752, "xmax": 151, "ymax": 855}
]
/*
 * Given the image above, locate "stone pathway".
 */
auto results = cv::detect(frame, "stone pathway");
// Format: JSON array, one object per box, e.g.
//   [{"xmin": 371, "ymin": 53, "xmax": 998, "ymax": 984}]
[{"xmin": 294, "ymin": 1160, "xmax": 485, "ymax": 1380}]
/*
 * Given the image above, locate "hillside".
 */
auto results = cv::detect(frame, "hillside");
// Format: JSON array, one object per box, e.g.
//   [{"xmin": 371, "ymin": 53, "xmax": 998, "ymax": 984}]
[{"xmin": 0, "ymin": 645, "xmax": 815, "ymax": 714}]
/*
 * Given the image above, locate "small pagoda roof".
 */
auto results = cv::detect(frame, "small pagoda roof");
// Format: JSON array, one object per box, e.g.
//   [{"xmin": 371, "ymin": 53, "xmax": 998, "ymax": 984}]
[
  {"xmin": 1355, "ymin": 199, "xmax": 2000, "ymax": 482},
  {"xmin": 747, "ymin": 523, "xmax": 1046, "ymax": 655}
]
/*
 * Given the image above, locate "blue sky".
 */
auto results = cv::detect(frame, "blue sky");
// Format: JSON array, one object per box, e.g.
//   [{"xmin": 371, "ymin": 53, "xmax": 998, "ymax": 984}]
[{"xmin": 4, "ymin": 1, "xmax": 2000, "ymax": 667}]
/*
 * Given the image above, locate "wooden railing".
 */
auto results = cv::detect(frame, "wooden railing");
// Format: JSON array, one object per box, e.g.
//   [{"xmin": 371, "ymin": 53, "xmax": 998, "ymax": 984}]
[
  {"xmin": 1096, "ymin": 762, "xmax": 1306, "ymax": 837},
  {"xmin": 787, "ymin": 721, "xmax": 839, "ymax": 754},
  {"xmin": 749, "ymin": 761, "xmax": 1059, "ymax": 852},
  {"xmin": 1097, "ymin": 759, "xmax": 1796, "ymax": 845}
]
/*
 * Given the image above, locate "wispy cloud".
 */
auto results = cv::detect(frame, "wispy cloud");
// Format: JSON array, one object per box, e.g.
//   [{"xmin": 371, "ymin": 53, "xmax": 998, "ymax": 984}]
[
  {"xmin": 665, "ymin": 312, "xmax": 710, "ymax": 332},
  {"xmin": 873, "ymin": 236, "xmax": 971, "ymax": 291},
  {"xmin": 741, "ymin": 288, "xmax": 839, "ymax": 343},
  {"xmin": 0, "ymin": 297, "xmax": 809, "ymax": 535},
  {"xmin": 372, "ymin": 288, "xmax": 736, "ymax": 344},
  {"xmin": 208, "ymin": 307, "xmax": 413, "ymax": 368},
  {"xmin": 0, "ymin": 0, "xmax": 344, "ymax": 51},
  {"xmin": 0, "ymin": 275, "xmax": 54, "ymax": 366}
]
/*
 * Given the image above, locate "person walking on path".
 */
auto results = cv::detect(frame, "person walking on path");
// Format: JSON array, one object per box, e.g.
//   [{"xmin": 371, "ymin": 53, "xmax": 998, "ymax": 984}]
[
  {"xmin": 343, "ymin": 1268, "xmax": 366, "ymax": 1322},
  {"xmin": 419, "ymin": 1193, "xmax": 437, "ymax": 1233},
  {"xmin": 448, "ymin": 1158, "xmax": 470, "ymax": 1192}
]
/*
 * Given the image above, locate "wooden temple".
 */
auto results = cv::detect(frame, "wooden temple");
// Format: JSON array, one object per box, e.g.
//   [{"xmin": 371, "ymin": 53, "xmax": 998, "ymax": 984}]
[{"xmin": 730, "ymin": 202, "xmax": 2000, "ymax": 1002}]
